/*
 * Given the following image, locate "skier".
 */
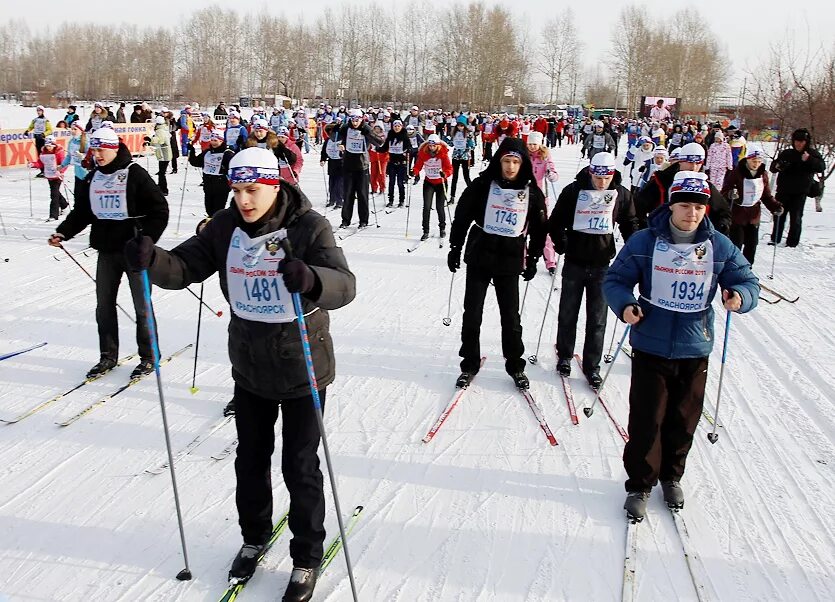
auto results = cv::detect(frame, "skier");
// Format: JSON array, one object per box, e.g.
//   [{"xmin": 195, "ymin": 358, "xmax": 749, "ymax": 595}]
[
  {"xmin": 412, "ymin": 134, "xmax": 453, "ymax": 241},
  {"xmin": 320, "ymin": 122, "xmax": 344, "ymax": 209},
  {"xmin": 447, "ymin": 117, "xmax": 476, "ymax": 203},
  {"xmin": 275, "ymin": 126, "xmax": 304, "ymax": 184},
  {"xmin": 25, "ymin": 105, "xmax": 53, "ymax": 177},
  {"xmin": 188, "ymin": 130, "xmax": 234, "ymax": 216},
  {"xmin": 192, "ymin": 113, "xmax": 219, "ymax": 152},
  {"xmin": 721, "ymin": 146, "xmax": 783, "ymax": 265},
  {"xmin": 667, "ymin": 123, "xmax": 685, "ymax": 153},
  {"xmin": 145, "ymin": 116, "xmax": 172, "ymax": 196},
  {"xmin": 704, "ymin": 131, "xmax": 732, "ymax": 191},
  {"xmin": 224, "ymin": 112, "xmax": 250, "ymax": 153},
  {"xmin": 337, "ymin": 109, "xmax": 384, "ymax": 229},
  {"xmin": 63, "ymin": 105, "xmax": 80, "ymax": 128},
  {"xmin": 29, "ymin": 135, "xmax": 68, "ymax": 220},
  {"xmin": 582, "ymin": 121, "xmax": 615, "ymax": 162},
  {"xmin": 47, "ymin": 127, "xmax": 169, "ymax": 380},
  {"xmin": 177, "ymin": 106, "xmax": 195, "ymax": 156},
  {"xmin": 85, "ymin": 102, "xmax": 109, "ymax": 132},
  {"xmin": 447, "ymin": 137, "xmax": 548, "ymax": 389},
  {"xmin": 637, "ymin": 146, "xmax": 669, "ymax": 190},
  {"xmin": 549, "ymin": 152, "xmax": 638, "ymax": 386},
  {"xmin": 369, "ymin": 122, "xmax": 389, "ymax": 195},
  {"xmin": 636, "ymin": 142, "xmax": 732, "ymax": 234},
  {"xmin": 526, "ymin": 131, "xmax": 560, "ymax": 274},
  {"xmin": 480, "ymin": 115, "xmax": 496, "ymax": 163},
  {"xmin": 623, "ymin": 136, "xmax": 655, "ymax": 193},
  {"xmin": 405, "ymin": 125, "xmax": 423, "ymax": 175},
  {"xmin": 769, "ymin": 128, "xmax": 826, "ymax": 247},
  {"xmin": 60, "ymin": 122, "xmax": 89, "ymax": 201},
  {"xmin": 380, "ymin": 119, "xmax": 412, "ymax": 208},
  {"xmin": 603, "ymin": 169, "xmax": 759, "ymax": 520},
  {"xmin": 123, "ymin": 146, "xmax": 356, "ymax": 602}
]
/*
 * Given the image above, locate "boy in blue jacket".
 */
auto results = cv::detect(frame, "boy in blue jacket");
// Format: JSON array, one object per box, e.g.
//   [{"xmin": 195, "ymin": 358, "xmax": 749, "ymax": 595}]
[{"xmin": 603, "ymin": 170, "xmax": 759, "ymax": 521}]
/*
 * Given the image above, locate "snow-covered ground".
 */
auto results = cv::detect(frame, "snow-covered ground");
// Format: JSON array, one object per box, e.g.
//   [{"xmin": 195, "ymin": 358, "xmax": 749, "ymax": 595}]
[{"xmin": 1, "ymin": 108, "xmax": 834, "ymax": 601}]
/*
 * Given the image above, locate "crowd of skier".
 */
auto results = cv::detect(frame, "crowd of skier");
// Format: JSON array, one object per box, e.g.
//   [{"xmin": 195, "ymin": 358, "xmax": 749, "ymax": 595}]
[{"xmin": 13, "ymin": 96, "xmax": 827, "ymax": 600}]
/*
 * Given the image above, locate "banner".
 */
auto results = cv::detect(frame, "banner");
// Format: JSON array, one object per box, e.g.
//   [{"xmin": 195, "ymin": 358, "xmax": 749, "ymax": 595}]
[{"xmin": 0, "ymin": 123, "xmax": 153, "ymax": 169}]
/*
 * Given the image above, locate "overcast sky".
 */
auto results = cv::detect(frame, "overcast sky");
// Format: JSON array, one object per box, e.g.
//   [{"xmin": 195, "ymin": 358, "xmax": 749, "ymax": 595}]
[{"xmin": 4, "ymin": 0, "xmax": 833, "ymax": 96}]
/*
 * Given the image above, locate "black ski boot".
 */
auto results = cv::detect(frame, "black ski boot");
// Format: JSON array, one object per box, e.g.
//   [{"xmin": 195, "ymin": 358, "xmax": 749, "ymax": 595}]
[
  {"xmin": 86, "ymin": 357, "xmax": 117, "ymax": 379},
  {"xmin": 130, "ymin": 360, "xmax": 154, "ymax": 380},
  {"xmin": 386, "ymin": 200, "xmax": 394, "ymax": 208},
  {"xmin": 661, "ymin": 480, "xmax": 684, "ymax": 509},
  {"xmin": 223, "ymin": 398, "xmax": 236, "ymax": 417},
  {"xmin": 585, "ymin": 368, "xmax": 602, "ymax": 389},
  {"xmin": 511, "ymin": 372, "xmax": 530, "ymax": 390},
  {"xmin": 228, "ymin": 542, "xmax": 266, "ymax": 584},
  {"xmin": 420, "ymin": 232, "xmax": 430, "ymax": 241},
  {"xmin": 398, "ymin": 199, "xmax": 405, "ymax": 208},
  {"xmin": 455, "ymin": 371, "xmax": 477, "ymax": 388},
  {"xmin": 624, "ymin": 491, "xmax": 651, "ymax": 522},
  {"xmin": 282, "ymin": 567, "xmax": 319, "ymax": 602},
  {"xmin": 358, "ymin": 222, "xmax": 369, "ymax": 229},
  {"xmin": 556, "ymin": 358, "xmax": 572, "ymax": 377},
  {"xmin": 439, "ymin": 227, "xmax": 446, "ymax": 239}
]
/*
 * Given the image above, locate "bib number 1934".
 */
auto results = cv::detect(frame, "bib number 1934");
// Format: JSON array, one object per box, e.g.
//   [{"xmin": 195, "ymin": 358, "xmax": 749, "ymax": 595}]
[{"xmin": 670, "ymin": 280, "xmax": 704, "ymax": 301}]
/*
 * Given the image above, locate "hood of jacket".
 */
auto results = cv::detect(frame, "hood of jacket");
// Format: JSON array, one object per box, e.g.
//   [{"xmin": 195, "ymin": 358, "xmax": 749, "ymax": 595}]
[{"xmin": 481, "ymin": 137, "xmax": 535, "ymax": 189}]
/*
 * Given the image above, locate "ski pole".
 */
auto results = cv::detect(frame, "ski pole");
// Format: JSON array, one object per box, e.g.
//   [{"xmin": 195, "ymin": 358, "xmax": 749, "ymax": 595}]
[
  {"xmin": 528, "ymin": 268, "xmax": 558, "ymax": 364},
  {"xmin": 442, "ymin": 272, "xmax": 455, "ymax": 326},
  {"xmin": 707, "ymin": 311, "xmax": 732, "ymax": 444},
  {"xmin": 405, "ymin": 182, "xmax": 412, "ymax": 238},
  {"xmin": 519, "ymin": 281, "xmax": 530, "ymax": 316},
  {"xmin": 27, "ymin": 164, "xmax": 33, "ymax": 217},
  {"xmin": 603, "ymin": 322, "xmax": 618, "ymax": 363},
  {"xmin": 279, "ymin": 238, "xmax": 359, "ymax": 602},
  {"xmin": 443, "ymin": 178, "xmax": 453, "ymax": 227},
  {"xmin": 189, "ymin": 283, "xmax": 204, "ymax": 394},
  {"xmin": 584, "ymin": 323, "xmax": 631, "ymax": 418},
  {"xmin": 138, "ymin": 268, "xmax": 192, "ymax": 581},
  {"xmin": 185, "ymin": 285, "xmax": 222, "ymax": 316},
  {"xmin": 175, "ymin": 164, "xmax": 189, "ymax": 235},
  {"xmin": 322, "ymin": 165, "xmax": 330, "ymax": 207},
  {"xmin": 768, "ymin": 235, "xmax": 778, "ymax": 280},
  {"xmin": 0, "ymin": 341, "xmax": 47, "ymax": 361},
  {"xmin": 0, "ymin": 210, "xmax": 7, "ymax": 235},
  {"xmin": 370, "ymin": 182, "xmax": 380, "ymax": 228},
  {"xmin": 59, "ymin": 243, "xmax": 135, "ymax": 323}
]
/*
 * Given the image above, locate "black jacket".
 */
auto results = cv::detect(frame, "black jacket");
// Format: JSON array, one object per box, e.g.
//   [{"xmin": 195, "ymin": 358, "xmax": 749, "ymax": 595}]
[
  {"xmin": 147, "ymin": 182, "xmax": 356, "ymax": 399},
  {"xmin": 769, "ymin": 146, "xmax": 826, "ymax": 197},
  {"xmin": 188, "ymin": 143, "xmax": 234, "ymax": 196},
  {"xmin": 549, "ymin": 169, "xmax": 638, "ymax": 268},
  {"xmin": 379, "ymin": 128, "xmax": 413, "ymax": 165},
  {"xmin": 56, "ymin": 144, "xmax": 169, "ymax": 251},
  {"xmin": 450, "ymin": 138, "xmax": 548, "ymax": 276},
  {"xmin": 636, "ymin": 162, "xmax": 732, "ymax": 235},
  {"xmin": 337, "ymin": 122, "xmax": 384, "ymax": 172},
  {"xmin": 320, "ymin": 131, "xmax": 344, "ymax": 175}
]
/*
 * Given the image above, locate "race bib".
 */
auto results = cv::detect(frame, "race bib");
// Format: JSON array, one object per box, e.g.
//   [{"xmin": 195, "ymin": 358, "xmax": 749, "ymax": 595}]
[
  {"xmin": 671, "ymin": 133, "xmax": 683, "ymax": 145},
  {"xmin": 649, "ymin": 239, "xmax": 714, "ymax": 313},
  {"xmin": 522, "ymin": 124, "xmax": 531, "ymax": 134},
  {"xmin": 278, "ymin": 159, "xmax": 290, "ymax": 169},
  {"xmin": 409, "ymin": 136, "xmax": 418, "ymax": 147},
  {"xmin": 423, "ymin": 157, "xmax": 442, "ymax": 179},
  {"xmin": 593, "ymin": 135, "xmax": 605, "ymax": 149},
  {"xmin": 346, "ymin": 128, "xmax": 365, "ymax": 153},
  {"xmin": 203, "ymin": 152, "xmax": 223, "ymax": 176},
  {"xmin": 741, "ymin": 178, "xmax": 764, "ymax": 207},
  {"xmin": 326, "ymin": 139, "xmax": 342, "ymax": 160},
  {"xmin": 33, "ymin": 118, "xmax": 46, "ymax": 135},
  {"xmin": 90, "ymin": 168, "xmax": 129, "ymax": 220},
  {"xmin": 572, "ymin": 189, "xmax": 617, "ymax": 234},
  {"xmin": 389, "ymin": 141, "xmax": 404, "ymax": 155},
  {"xmin": 483, "ymin": 124, "xmax": 494, "ymax": 135},
  {"xmin": 483, "ymin": 183, "xmax": 529, "ymax": 237},
  {"xmin": 42, "ymin": 154, "xmax": 58, "ymax": 179},
  {"xmin": 199, "ymin": 128, "xmax": 212, "ymax": 142},
  {"xmin": 226, "ymin": 228, "xmax": 296, "ymax": 323},
  {"xmin": 424, "ymin": 122, "xmax": 436, "ymax": 133},
  {"xmin": 225, "ymin": 127, "xmax": 240, "ymax": 147},
  {"xmin": 453, "ymin": 135, "xmax": 466, "ymax": 151}
]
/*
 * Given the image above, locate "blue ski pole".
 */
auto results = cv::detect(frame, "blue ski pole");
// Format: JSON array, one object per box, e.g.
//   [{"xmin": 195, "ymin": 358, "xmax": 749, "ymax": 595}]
[
  {"xmin": 707, "ymin": 311, "xmax": 732, "ymax": 444},
  {"xmin": 279, "ymin": 238, "xmax": 359, "ymax": 602},
  {"xmin": 139, "ymin": 268, "xmax": 193, "ymax": 580},
  {"xmin": 584, "ymin": 323, "xmax": 631, "ymax": 418},
  {"xmin": 0, "ymin": 342, "xmax": 47, "ymax": 362}
]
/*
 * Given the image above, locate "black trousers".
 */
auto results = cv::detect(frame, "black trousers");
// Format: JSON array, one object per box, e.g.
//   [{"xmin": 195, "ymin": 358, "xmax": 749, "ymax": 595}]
[
  {"xmin": 95, "ymin": 251, "xmax": 154, "ymax": 363},
  {"xmin": 341, "ymin": 169, "xmax": 370, "ymax": 226},
  {"xmin": 205, "ymin": 187, "xmax": 229, "ymax": 217},
  {"xmin": 157, "ymin": 161, "xmax": 169, "ymax": 195},
  {"xmin": 450, "ymin": 159, "xmax": 471, "ymax": 199},
  {"xmin": 387, "ymin": 162, "xmax": 407, "ymax": 203},
  {"xmin": 729, "ymin": 222, "xmax": 759, "ymax": 265},
  {"xmin": 169, "ymin": 133, "xmax": 180, "ymax": 171},
  {"xmin": 459, "ymin": 265, "xmax": 526, "ymax": 375},
  {"xmin": 623, "ymin": 350, "xmax": 708, "ymax": 492},
  {"xmin": 556, "ymin": 260, "xmax": 607, "ymax": 373},
  {"xmin": 422, "ymin": 181, "xmax": 447, "ymax": 233},
  {"xmin": 328, "ymin": 171, "xmax": 344, "ymax": 207},
  {"xmin": 772, "ymin": 193, "xmax": 806, "ymax": 247},
  {"xmin": 482, "ymin": 140, "xmax": 493, "ymax": 162},
  {"xmin": 234, "ymin": 383, "xmax": 326, "ymax": 569},
  {"xmin": 47, "ymin": 179, "xmax": 67, "ymax": 219},
  {"xmin": 34, "ymin": 134, "xmax": 45, "ymax": 172}
]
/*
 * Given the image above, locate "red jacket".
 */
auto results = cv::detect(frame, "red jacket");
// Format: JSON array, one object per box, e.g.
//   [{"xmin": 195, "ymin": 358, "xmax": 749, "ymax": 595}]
[
  {"xmin": 31, "ymin": 147, "xmax": 66, "ymax": 180},
  {"xmin": 533, "ymin": 117, "xmax": 548, "ymax": 135},
  {"xmin": 412, "ymin": 142, "xmax": 452, "ymax": 184}
]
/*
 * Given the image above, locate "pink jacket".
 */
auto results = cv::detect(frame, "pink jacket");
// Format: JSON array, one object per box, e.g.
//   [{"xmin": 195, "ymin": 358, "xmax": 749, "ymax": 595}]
[
  {"xmin": 279, "ymin": 138, "xmax": 304, "ymax": 183},
  {"xmin": 705, "ymin": 142, "xmax": 732, "ymax": 180},
  {"xmin": 530, "ymin": 153, "xmax": 558, "ymax": 191}
]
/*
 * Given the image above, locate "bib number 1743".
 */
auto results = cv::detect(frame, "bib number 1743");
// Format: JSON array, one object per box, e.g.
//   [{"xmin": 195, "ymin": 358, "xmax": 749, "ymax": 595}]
[{"xmin": 494, "ymin": 210, "xmax": 518, "ymax": 226}]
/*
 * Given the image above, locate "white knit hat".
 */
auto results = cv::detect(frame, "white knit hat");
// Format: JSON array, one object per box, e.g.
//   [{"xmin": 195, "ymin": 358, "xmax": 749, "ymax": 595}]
[
  {"xmin": 227, "ymin": 147, "xmax": 280, "ymax": 185},
  {"xmin": 527, "ymin": 131, "xmax": 544, "ymax": 146},
  {"xmin": 589, "ymin": 152, "xmax": 616, "ymax": 176},
  {"xmin": 89, "ymin": 128, "xmax": 120, "ymax": 149}
]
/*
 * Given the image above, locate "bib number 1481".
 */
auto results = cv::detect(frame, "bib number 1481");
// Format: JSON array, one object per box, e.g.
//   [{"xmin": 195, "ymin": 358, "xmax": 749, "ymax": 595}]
[{"xmin": 244, "ymin": 278, "xmax": 282, "ymax": 302}]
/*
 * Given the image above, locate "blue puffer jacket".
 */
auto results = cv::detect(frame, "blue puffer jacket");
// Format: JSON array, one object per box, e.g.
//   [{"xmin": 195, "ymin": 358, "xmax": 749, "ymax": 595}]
[
  {"xmin": 603, "ymin": 205, "xmax": 759, "ymax": 359},
  {"xmin": 60, "ymin": 135, "xmax": 89, "ymax": 181}
]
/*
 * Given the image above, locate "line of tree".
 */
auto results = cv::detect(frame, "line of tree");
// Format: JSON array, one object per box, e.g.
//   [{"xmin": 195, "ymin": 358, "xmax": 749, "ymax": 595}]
[{"xmin": 0, "ymin": 2, "xmax": 728, "ymax": 113}]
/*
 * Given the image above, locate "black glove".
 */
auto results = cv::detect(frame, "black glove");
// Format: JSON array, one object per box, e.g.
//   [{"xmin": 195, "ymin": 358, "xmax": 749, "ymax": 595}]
[
  {"xmin": 773, "ymin": 205, "xmax": 785, "ymax": 216},
  {"xmin": 413, "ymin": 174, "xmax": 420, "ymax": 185},
  {"xmin": 143, "ymin": 136, "xmax": 151, "ymax": 145},
  {"xmin": 280, "ymin": 258, "xmax": 315, "ymax": 294},
  {"xmin": 447, "ymin": 245, "xmax": 461, "ymax": 273},
  {"xmin": 195, "ymin": 217, "xmax": 211, "ymax": 235},
  {"xmin": 553, "ymin": 236, "xmax": 567, "ymax": 255},
  {"xmin": 522, "ymin": 256, "xmax": 538, "ymax": 281},
  {"xmin": 124, "ymin": 235, "xmax": 155, "ymax": 272}
]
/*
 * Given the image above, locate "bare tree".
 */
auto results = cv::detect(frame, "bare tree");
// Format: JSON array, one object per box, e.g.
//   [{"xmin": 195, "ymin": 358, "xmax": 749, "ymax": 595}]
[{"xmin": 538, "ymin": 10, "xmax": 580, "ymax": 104}]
